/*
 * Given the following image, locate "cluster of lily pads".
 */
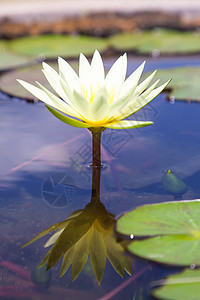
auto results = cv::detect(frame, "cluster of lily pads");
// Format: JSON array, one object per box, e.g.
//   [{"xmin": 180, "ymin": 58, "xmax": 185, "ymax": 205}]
[
  {"xmin": 3, "ymin": 29, "xmax": 200, "ymax": 61},
  {"xmin": 116, "ymin": 197, "xmax": 200, "ymax": 299}
]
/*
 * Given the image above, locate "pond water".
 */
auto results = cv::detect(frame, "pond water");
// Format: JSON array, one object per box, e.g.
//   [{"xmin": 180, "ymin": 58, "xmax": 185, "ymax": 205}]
[{"xmin": 0, "ymin": 56, "xmax": 200, "ymax": 299}]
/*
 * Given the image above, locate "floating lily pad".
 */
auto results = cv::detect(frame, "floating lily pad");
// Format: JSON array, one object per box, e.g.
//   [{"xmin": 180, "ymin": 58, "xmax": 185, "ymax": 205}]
[
  {"xmin": 110, "ymin": 29, "xmax": 200, "ymax": 55},
  {"xmin": 116, "ymin": 200, "xmax": 200, "ymax": 266},
  {"xmin": 8, "ymin": 35, "xmax": 108, "ymax": 59},
  {"xmin": 0, "ymin": 61, "xmax": 77, "ymax": 100},
  {"xmin": 152, "ymin": 269, "xmax": 200, "ymax": 300},
  {"xmin": 147, "ymin": 66, "xmax": 200, "ymax": 101},
  {"xmin": 0, "ymin": 40, "xmax": 33, "ymax": 70}
]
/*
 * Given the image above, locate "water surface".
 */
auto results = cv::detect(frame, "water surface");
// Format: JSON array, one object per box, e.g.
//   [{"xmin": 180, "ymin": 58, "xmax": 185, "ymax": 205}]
[{"xmin": 0, "ymin": 56, "xmax": 200, "ymax": 299}]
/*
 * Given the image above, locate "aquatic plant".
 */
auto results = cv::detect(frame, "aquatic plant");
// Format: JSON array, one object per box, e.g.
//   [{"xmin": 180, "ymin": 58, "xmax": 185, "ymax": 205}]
[{"xmin": 18, "ymin": 50, "xmax": 170, "ymax": 286}]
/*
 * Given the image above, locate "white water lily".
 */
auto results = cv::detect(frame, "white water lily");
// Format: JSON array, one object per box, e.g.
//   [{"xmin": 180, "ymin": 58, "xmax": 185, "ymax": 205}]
[{"xmin": 17, "ymin": 50, "xmax": 170, "ymax": 131}]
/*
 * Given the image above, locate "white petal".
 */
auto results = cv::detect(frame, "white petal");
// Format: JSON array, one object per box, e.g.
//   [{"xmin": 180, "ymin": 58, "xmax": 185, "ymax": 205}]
[
  {"xmin": 114, "ymin": 79, "xmax": 160, "ymax": 121},
  {"xmin": 72, "ymin": 90, "xmax": 90, "ymax": 120},
  {"xmin": 58, "ymin": 56, "xmax": 80, "ymax": 92},
  {"xmin": 17, "ymin": 79, "xmax": 49, "ymax": 101},
  {"xmin": 144, "ymin": 79, "xmax": 171, "ymax": 102},
  {"xmin": 105, "ymin": 53, "xmax": 127, "ymax": 96},
  {"xmin": 36, "ymin": 81, "xmax": 81, "ymax": 118},
  {"xmin": 17, "ymin": 79, "xmax": 81, "ymax": 118},
  {"xmin": 42, "ymin": 63, "xmax": 68, "ymax": 101},
  {"xmin": 111, "ymin": 70, "xmax": 157, "ymax": 120},
  {"xmin": 105, "ymin": 91, "xmax": 132, "ymax": 121},
  {"xmin": 134, "ymin": 70, "xmax": 157, "ymax": 96},
  {"xmin": 134, "ymin": 79, "xmax": 160, "ymax": 105},
  {"xmin": 90, "ymin": 86, "xmax": 109, "ymax": 122},
  {"xmin": 119, "ymin": 61, "xmax": 146, "ymax": 99},
  {"xmin": 91, "ymin": 50, "xmax": 105, "ymax": 89},
  {"xmin": 59, "ymin": 77, "xmax": 78, "ymax": 108},
  {"xmin": 115, "ymin": 79, "xmax": 170, "ymax": 122},
  {"xmin": 105, "ymin": 62, "xmax": 146, "ymax": 120},
  {"xmin": 79, "ymin": 53, "xmax": 92, "ymax": 100}
]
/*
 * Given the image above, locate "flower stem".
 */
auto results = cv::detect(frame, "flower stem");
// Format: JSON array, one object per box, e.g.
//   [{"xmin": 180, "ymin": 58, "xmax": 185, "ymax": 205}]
[{"xmin": 91, "ymin": 131, "xmax": 101, "ymax": 200}]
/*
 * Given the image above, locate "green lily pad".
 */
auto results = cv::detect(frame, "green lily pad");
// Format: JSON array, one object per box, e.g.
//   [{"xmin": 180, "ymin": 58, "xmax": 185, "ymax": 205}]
[
  {"xmin": 110, "ymin": 29, "xmax": 200, "ymax": 54},
  {"xmin": 147, "ymin": 66, "xmax": 200, "ymax": 101},
  {"xmin": 0, "ymin": 40, "xmax": 33, "ymax": 70},
  {"xmin": 128, "ymin": 235, "xmax": 200, "ymax": 266},
  {"xmin": 116, "ymin": 200, "xmax": 200, "ymax": 266},
  {"xmin": 0, "ymin": 61, "xmax": 77, "ymax": 100},
  {"xmin": 8, "ymin": 34, "xmax": 108, "ymax": 59},
  {"xmin": 152, "ymin": 269, "xmax": 200, "ymax": 300}
]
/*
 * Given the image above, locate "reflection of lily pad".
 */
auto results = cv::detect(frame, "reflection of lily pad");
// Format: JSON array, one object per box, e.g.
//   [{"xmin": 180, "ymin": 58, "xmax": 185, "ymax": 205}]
[
  {"xmin": 110, "ymin": 29, "xmax": 200, "ymax": 54},
  {"xmin": 116, "ymin": 200, "xmax": 200, "ymax": 265},
  {"xmin": 0, "ymin": 61, "xmax": 77, "ymax": 100},
  {"xmin": 0, "ymin": 40, "xmax": 32, "ymax": 70},
  {"xmin": 147, "ymin": 67, "xmax": 200, "ymax": 101},
  {"xmin": 152, "ymin": 269, "xmax": 200, "ymax": 300},
  {"xmin": 161, "ymin": 169, "xmax": 187, "ymax": 196},
  {"xmin": 8, "ymin": 35, "xmax": 108, "ymax": 59}
]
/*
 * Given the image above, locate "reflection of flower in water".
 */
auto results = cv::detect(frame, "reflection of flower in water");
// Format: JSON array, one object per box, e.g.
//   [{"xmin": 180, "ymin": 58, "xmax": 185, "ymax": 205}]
[{"xmin": 22, "ymin": 199, "xmax": 132, "ymax": 284}]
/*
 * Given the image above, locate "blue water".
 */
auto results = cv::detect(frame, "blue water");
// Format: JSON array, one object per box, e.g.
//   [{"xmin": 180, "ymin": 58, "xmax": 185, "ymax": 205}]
[{"xmin": 0, "ymin": 56, "xmax": 200, "ymax": 299}]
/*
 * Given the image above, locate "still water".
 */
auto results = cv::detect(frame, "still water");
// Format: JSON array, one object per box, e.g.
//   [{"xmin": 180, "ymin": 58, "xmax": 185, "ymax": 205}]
[{"xmin": 0, "ymin": 56, "xmax": 200, "ymax": 299}]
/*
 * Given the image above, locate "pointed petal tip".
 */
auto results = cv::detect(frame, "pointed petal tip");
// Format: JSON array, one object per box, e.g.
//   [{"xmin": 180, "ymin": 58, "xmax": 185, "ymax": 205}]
[
  {"xmin": 92, "ymin": 49, "xmax": 102, "ymax": 60},
  {"xmin": 137, "ymin": 60, "xmax": 146, "ymax": 72},
  {"xmin": 79, "ymin": 52, "xmax": 85, "ymax": 60},
  {"xmin": 42, "ymin": 61, "xmax": 48, "ymax": 68},
  {"xmin": 122, "ymin": 53, "xmax": 127, "ymax": 64},
  {"xmin": 92, "ymin": 49, "xmax": 101, "ymax": 61},
  {"xmin": 17, "ymin": 79, "xmax": 23, "ymax": 84},
  {"xmin": 35, "ymin": 80, "xmax": 41, "ymax": 86},
  {"xmin": 167, "ymin": 78, "xmax": 172, "ymax": 84},
  {"xmin": 159, "ymin": 78, "xmax": 172, "ymax": 89},
  {"xmin": 57, "ymin": 56, "xmax": 62, "ymax": 63},
  {"xmin": 94, "ymin": 49, "xmax": 100, "ymax": 55},
  {"xmin": 17, "ymin": 79, "xmax": 28, "ymax": 86},
  {"xmin": 58, "ymin": 56, "xmax": 66, "ymax": 64}
]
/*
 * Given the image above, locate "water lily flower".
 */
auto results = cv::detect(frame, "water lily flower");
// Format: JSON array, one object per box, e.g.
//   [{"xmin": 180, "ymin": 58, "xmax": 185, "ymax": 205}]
[{"xmin": 17, "ymin": 50, "xmax": 170, "ymax": 131}]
